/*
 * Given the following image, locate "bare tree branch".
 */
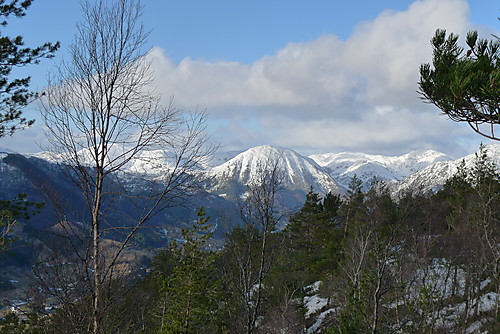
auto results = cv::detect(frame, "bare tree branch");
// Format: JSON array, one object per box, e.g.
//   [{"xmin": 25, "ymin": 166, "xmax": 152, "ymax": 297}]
[{"xmin": 38, "ymin": 1, "xmax": 214, "ymax": 333}]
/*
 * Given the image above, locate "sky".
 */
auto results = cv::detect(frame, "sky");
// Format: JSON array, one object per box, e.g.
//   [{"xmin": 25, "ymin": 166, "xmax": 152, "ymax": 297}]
[{"xmin": 0, "ymin": 0, "xmax": 499, "ymax": 158}]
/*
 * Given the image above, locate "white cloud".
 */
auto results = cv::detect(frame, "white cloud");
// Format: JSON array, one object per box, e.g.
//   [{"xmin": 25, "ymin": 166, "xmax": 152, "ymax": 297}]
[
  {"xmin": 264, "ymin": 108, "xmax": 472, "ymax": 155},
  {"xmin": 147, "ymin": 0, "xmax": 489, "ymax": 156},
  {"xmin": 339, "ymin": 0, "xmax": 469, "ymax": 107},
  {"xmin": 0, "ymin": 119, "xmax": 48, "ymax": 154}
]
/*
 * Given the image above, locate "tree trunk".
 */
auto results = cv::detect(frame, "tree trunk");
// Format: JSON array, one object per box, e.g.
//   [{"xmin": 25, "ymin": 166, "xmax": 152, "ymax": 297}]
[{"xmin": 92, "ymin": 168, "xmax": 104, "ymax": 334}]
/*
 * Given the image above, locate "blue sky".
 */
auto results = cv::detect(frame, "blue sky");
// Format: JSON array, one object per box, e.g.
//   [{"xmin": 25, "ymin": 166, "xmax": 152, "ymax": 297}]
[{"xmin": 1, "ymin": 0, "xmax": 499, "ymax": 157}]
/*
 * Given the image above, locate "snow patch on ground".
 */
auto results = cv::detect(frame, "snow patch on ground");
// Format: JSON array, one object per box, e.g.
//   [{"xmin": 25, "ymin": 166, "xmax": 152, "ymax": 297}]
[
  {"xmin": 303, "ymin": 295, "xmax": 328, "ymax": 317},
  {"xmin": 304, "ymin": 281, "xmax": 322, "ymax": 294},
  {"xmin": 306, "ymin": 308, "xmax": 336, "ymax": 334},
  {"xmin": 435, "ymin": 292, "xmax": 499, "ymax": 329}
]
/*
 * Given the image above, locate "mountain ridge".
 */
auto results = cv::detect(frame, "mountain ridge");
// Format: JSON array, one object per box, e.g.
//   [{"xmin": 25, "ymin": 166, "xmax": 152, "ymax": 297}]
[
  {"xmin": 309, "ymin": 149, "xmax": 453, "ymax": 190},
  {"xmin": 4, "ymin": 143, "xmax": 500, "ymax": 202},
  {"xmin": 395, "ymin": 144, "xmax": 500, "ymax": 194}
]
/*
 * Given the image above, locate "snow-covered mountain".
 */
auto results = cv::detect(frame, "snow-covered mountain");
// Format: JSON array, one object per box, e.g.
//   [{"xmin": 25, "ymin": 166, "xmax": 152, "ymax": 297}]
[
  {"xmin": 395, "ymin": 144, "xmax": 500, "ymax": 195},
  {"xmin": 206, "ymin": 145, "xmax": 341, "ymax": 204},
  {"xmin": 4, "ymin": 144, "xmax": 500, "ymax": 213},
  {"xmin": 33, "ymin": 148, "xmax": 200, "ymax": 177},
  {"xmin": 0, "ymin": 151, "xmax": 241, "ymax": 238},
  {"xmin": 309, "ymin": 150, "xmax": 453, "ymax": 191}
]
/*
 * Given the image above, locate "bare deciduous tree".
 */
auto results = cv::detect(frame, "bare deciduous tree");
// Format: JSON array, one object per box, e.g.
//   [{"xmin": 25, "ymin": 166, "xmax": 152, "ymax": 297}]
[
  {"xmin": 39, "ymin": 1, "xmax": 212, "ymax": 333},
  {"xmin": 222, "ymin": 152, "xmax": 286, "ymax": 334}
]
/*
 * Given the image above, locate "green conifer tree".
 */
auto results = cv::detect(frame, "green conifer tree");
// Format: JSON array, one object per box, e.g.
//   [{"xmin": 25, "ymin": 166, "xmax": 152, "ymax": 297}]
[
  {"xmin": 419, "ymin": 29, "xmax": 499, "ymax": 141},
  {"xmin": 0, "ymin": 0, "xmax": 59, "ymax": 136},
  {"xmin": 285, "ymin": 188, "xmax": 342, "ymax": 281},
  {"xmin": 159, "ymin": 208, "xmax": 223, "ymax": 334}
]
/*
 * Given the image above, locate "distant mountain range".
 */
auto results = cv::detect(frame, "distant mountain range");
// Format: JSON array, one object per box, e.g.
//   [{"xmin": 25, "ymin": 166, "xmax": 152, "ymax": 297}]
[
  {"xmin": 204, "ymin": 144, "xmax": 500, "ymax": 197},
  {"xmin": 2, "ymin": 144, "xmax": 500, "ymax": 241},
  {"xmin": 394, "ymin": 144, "xmax": 500, "ymax": 194},
  {"xmin": 309, "ymin": 149, "xmax": 452, "ymax": 191}
]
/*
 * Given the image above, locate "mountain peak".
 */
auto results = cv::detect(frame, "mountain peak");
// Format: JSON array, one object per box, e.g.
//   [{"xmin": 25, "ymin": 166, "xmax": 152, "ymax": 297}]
[{"xmin": 207, "ymin": 145, "xmax": 341, "ymax": 202}]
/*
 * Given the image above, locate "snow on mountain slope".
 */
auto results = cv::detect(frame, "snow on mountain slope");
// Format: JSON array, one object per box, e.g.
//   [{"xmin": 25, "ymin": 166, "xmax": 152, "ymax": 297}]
[
  {"xmin": 32, "ymin": 147, "xmax": 207, "ymax": 180},
  {"xmin": 207, "ymin": 145, "xmax": 341, "ymax": 200},
  {"xmin": 22, "ymin": 144, "xmax": 500, "ymax": 203},
  {"xmin": 395, "ymin": 144, "xmax": 500, "ymax": 195},
  {"xmin": 309, "ymin": 150, "xmax": 452, "ymax": 190}
]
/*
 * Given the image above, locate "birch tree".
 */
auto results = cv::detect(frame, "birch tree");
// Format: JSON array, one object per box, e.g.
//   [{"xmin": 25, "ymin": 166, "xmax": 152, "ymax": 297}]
[{"xmin": 39, "ymin": 1, "xmax": 212, "ymax": 333}]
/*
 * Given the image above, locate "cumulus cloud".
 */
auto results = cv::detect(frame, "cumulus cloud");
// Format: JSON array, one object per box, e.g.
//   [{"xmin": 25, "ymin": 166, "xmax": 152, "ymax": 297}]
[
  {"xmin": 147, "ymin": 0, "xmax": 491, "ymax": 156},
  {"xmin": 264, "ymin": 108, "xmax": 473, "ymax": 155}
]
